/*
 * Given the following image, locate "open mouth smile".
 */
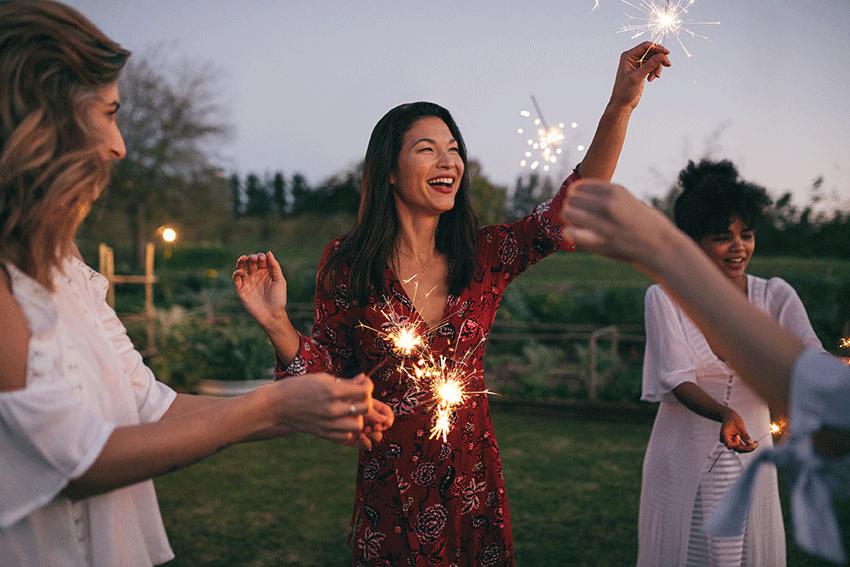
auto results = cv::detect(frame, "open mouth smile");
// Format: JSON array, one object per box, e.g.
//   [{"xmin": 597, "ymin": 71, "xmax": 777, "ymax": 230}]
[{"xmin": 427, "ymin": 176, "xmax": 455, "ymax": 194}]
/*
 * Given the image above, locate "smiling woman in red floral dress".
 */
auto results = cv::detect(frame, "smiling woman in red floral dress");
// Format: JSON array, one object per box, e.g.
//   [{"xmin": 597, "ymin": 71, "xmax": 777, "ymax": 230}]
[{"xmin": 234, "ymin": 42, "xmax": 671, "ymax": 565}]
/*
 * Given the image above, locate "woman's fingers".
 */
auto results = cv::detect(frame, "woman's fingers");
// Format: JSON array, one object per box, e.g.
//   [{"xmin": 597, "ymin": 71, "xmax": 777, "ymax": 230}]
[
  {"xmin": 267, "ymin": 250, "xmax": 285, "ymax": 282},
  {"xmin": 637, "ymin": 52, "xmax": 671, "ymax": 80},
  {"xmin": 626, "ymin": 41, "xmax": 670, "ymax": 59}
]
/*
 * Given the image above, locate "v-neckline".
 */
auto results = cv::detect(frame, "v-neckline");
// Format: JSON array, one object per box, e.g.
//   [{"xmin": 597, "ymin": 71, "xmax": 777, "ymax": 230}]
[{"xmin": 386, "ymin": 265, "xmax": 453, "ymax": 331}]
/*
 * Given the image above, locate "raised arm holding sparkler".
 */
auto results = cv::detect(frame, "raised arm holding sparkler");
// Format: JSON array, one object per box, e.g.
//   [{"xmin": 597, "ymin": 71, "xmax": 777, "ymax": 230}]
[{"xmin": 233, "ymin": 44, "xmax": 668, "ymax": 564}]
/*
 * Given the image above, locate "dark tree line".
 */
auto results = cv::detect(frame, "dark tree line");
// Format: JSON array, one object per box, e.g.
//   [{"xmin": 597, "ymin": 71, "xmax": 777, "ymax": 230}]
[
  {"xmin": 650, "ymin": 163, "xmax": 850, "ymax": 258},
  {"xmin": 229, "ymin": 167, "xmax": 360, "ymax": 218}
]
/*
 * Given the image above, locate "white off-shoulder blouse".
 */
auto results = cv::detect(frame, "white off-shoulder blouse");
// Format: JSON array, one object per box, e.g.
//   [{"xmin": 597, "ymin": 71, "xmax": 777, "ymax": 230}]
[{"xmin": 0, "ymin": 256, "xmax": 176, "ymax": 566}]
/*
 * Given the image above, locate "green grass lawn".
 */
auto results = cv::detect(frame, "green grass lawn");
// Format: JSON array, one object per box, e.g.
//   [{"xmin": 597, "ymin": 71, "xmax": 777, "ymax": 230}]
[{"xmin": 156, "ymin": 409, "xmax": 848, "ymax": 566}]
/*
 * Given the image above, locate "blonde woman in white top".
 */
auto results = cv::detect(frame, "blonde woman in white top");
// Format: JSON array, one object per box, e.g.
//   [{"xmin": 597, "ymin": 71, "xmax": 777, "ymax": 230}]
[{"xmin": 0, "ymin": 2, "xmax": 393, "ymax": 565}]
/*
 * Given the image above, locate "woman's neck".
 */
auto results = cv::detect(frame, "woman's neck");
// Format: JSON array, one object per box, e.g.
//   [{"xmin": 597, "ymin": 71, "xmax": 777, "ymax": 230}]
[{"xmin": 393, "ymin": 199, "xmax": 440, "ymax": 266}]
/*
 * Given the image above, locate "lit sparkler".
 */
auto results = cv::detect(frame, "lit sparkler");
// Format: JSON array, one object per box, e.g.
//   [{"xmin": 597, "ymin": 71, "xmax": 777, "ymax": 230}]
[
  {"xmin": 409, "ymin": 353, "xmax": 492, "ymax": 443},
  {"xmin": 517, "ymin": 96, "xmax": 585, "ymax": 173},
  {"xmin": 619, "ymin": 0, "xmax": 719, "ymax": 59},
  {"xmin": 840, "ymin": 337, "xmax": 850, "ymax": 366},
  {"xmin": 708, "ymin": 420, "xmax": 785, "ymax": 473},
  {"xmin": 361, "ymin": 290, "xmax": 496, "ymax": 443}
]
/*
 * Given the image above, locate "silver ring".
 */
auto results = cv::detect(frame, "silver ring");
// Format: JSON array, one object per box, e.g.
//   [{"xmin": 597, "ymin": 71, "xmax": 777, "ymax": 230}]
[{"xmin": 349, "ymin": 403, "xmax": 357, "ymax": 415}]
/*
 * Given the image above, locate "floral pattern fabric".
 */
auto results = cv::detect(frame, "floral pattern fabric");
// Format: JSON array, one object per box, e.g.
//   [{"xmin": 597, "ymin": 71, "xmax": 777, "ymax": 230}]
[{"xmin": 277, "ymin": 172, "xmax": 579, "ymax": 565}]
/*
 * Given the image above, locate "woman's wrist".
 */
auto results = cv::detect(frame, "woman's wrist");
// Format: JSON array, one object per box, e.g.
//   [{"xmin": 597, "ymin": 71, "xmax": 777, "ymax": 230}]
[
  {"xmin": 245, "ymin": 382, "xmax": 289, "ymax": 436},
  {"xmin": 603, "ymin": 100, "xmax": 635, "ymax": 118},
  {"xmin": 260, "ymin": 308, "xmax": 293, "ymax": 337}
]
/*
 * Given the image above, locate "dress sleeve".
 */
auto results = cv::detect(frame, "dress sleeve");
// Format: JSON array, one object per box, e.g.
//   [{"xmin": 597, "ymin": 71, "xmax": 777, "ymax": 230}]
[
  {"xmin": 0, "ymin": 381, "xmax": 114, "ymax": 528},
  {"xmin": 90, "ymin": 270, "xmax": 176, "ymax": 423},
  {"xmin": 641, "ymin": 285, "xmax": 698, "ymax": 402},
  {"xmin": 766, "ymin": 278, "xmax": 824, "ymax": 351},
  {"xmin": 0, "ymin": 267, "xmax": 113, "ymax": 528},
  {"xmin": 483, "ymin": 171, "xmax": 580, "ymax": 290},
  {"xmin": 275, "ymin": 241, "xmax": 357, "ymax": 378},
  {"xmin": 707, "ymin": 349, "xmax": 850, "ymax": 563}
]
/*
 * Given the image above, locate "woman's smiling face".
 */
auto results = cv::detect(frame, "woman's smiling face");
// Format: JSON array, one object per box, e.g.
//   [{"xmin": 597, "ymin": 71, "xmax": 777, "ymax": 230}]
[
  {"xmin": 390, "ymin": 116, "xmax": 464, "ymax": 217},
  {"xmin": 698, "ymin": 216, "xmax": 755, "ymax": 286}
]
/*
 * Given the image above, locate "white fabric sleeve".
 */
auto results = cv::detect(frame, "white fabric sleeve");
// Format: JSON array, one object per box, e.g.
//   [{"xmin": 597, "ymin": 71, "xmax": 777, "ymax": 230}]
[
  {"xmin": 96, "ymin": 300, "xmax": 176, "ymax": 423},
  {"xmin": 641, "ymin": 285, "xmax": 698, "ymax": 402},
  {"xmin": 708, "ymin": 349, "xmax": 850, "ymax": 564},
  {"xmin": 766, "ymin": 278, "xmax": 824, "ymax": 351},
  {"xmin": 0, "ymin": 380, "xmax": 114, "ymax": 528}
]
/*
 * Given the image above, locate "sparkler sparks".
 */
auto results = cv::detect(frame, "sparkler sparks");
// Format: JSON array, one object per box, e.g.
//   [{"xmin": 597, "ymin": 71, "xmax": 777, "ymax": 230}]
[
  {"xmin": 619, "ymin": 0, "xmax": 719, "ymax": 59},
  {"xmin": 362, "ymin": 296, "xmax": 494, "ymax": 443},
  {"xmin": 517, "ymin": 96, "xmax": 584, "ymax": 173},
  {"xmin": 840, "ymin": 337, "xmax": 850, "ymax": 350}
]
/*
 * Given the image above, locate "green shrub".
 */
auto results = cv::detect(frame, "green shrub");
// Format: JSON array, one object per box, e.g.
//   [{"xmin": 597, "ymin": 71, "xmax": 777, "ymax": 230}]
[{"xmin": 150, "ymin": 307, "xmax": 275, "ymax": 391}]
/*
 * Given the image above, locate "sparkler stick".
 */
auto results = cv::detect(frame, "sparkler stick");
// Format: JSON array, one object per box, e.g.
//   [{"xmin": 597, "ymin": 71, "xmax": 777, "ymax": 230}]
[{"xmin": 707, "ymin": 421, "xmax": 785, "ymax": 473}]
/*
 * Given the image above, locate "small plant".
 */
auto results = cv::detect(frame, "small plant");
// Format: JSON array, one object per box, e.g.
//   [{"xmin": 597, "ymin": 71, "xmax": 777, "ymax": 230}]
[{"xmin": 150, "ymin": 307, "xmax": 275, "ymax": 391}]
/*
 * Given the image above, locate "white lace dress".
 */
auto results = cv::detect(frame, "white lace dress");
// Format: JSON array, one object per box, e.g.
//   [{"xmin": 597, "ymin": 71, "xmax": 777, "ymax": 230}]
[
  {"xmin": 0, "ymin": 257, "xmax": 176, "ymax": 566},
  {"xmin": 637, "ymin": 275, "xmax": 823, "ymax": 567}
]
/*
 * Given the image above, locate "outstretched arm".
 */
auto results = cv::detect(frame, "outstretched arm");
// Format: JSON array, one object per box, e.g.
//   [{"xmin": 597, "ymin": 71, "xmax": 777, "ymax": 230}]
[
  {"xmin": 64, "ymin": 373, "xmax": 374, "ymax": 499},
  {"xmin": 578, "ymin": 42, "xmax": 671, "ymax": 181}
]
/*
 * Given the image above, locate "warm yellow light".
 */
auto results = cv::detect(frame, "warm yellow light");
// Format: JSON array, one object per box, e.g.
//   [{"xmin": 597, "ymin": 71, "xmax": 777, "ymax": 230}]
[
  {"xmin": 656, "ymin": 9, "xmax": 678, "ymax": 30},
  {"xmin": 390, "ymin": 326, "xmax": 422, "ymax": 356},
  {"xmin": 840, "ymin": 337, "xmax": 850, "ymax": 349},
  {"xmin": 769, "ymin": 422, "xmax": 782, "ymax": 435},
  {"xmin": 162, "ymin": 227, "xmax": 177, "ymax": 243},
  {"xmin": 429, "ymin": 407, "xmax": 452, "ymax": 442},
  {"xmin": 436, "ymin": 378, "xmax": 465, "ymax": 406}
]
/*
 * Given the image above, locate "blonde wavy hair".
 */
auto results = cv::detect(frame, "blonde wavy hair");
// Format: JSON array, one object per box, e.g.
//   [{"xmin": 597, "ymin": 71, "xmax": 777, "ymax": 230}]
[{"xmin": 0, "ymin": 0, "xmax": 129, "ymax": 289}]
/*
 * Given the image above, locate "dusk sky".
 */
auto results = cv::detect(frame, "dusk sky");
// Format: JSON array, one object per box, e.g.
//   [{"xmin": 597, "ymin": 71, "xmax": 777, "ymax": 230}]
[{"xmin": 68, "ymin": 0, "xmax": 850, "ymax": 206}]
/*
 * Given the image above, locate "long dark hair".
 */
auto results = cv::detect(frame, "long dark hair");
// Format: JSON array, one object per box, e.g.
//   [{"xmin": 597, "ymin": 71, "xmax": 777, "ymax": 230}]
[{"xmin": 319, "ymin": 102, "xmax": 478, "ymax": 303}]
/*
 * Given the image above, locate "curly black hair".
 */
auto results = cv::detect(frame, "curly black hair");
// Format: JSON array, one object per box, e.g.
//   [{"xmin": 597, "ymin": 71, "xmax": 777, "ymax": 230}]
[{"xmin": 673, "ymin": 159, "xmax": 772, "ymax": 241}]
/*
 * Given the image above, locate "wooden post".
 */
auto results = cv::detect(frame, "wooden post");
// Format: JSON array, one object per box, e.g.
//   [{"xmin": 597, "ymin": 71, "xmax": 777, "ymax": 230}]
[
  {"xmin": 588, "ymin": 325, "xmax": 618, "ymax": 401},
  {"xmin": 98, "ymin": 243, "xmax": 116, "ymax": 307},
  {"xmin": 145, "ymin": 242, "xmax": 155, "ymax": 352},
  {"xmin": 98, "ymin": 241, "xmax": 158, "ymax": 355},
  {"xmin": 588, "ymin": 332, "xmax": 599, "ymax": 401}
]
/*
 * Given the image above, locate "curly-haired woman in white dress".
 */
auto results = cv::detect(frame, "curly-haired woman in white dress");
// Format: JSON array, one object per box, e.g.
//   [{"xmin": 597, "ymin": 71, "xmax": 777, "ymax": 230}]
[{"xmin": 636, "ymin": 159, "xmax": 823, "ymax": 567}]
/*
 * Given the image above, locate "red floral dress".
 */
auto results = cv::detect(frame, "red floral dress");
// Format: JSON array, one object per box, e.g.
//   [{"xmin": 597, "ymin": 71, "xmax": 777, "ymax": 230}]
[{"xmin": 277, "ymin": 173, "xmax": 579, "ymax": 566}]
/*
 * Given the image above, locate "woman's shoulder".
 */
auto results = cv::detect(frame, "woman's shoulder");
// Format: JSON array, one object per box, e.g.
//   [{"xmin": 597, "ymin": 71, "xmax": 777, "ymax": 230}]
[
  {"xmin": 1, "ymin": 262, "xmax": 58, "ymax": 336},
  {"xmin": 754, "ymin": 275, "xmax": 800, "ymax": 304},
  {"xmin": 0, "ymin": 266, "xmax": 38, "ymax": 392}
]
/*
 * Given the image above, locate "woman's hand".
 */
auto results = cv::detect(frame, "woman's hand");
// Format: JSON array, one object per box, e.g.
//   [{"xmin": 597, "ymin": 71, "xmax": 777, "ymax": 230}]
[
  {"xmin": 349, "ymin": 374, "xmax": 396, "ymax": 451},
  {"xmin": 261, "ymin": 372, "xmax": 377, "ymax": 445},
  {"xmin": 720, "ymin": 409, "xmax": 759, "ymax": 453},
  {"xmin": 609, "ymin": 41, "xmax": 671, "ymax": 110},
  {"xmin": 233, "ymin": 251, "xmax": 288, "ymax": 331},
  {"xmin": 561, "ymin": 180, "xmax": 676, "ymax": 270}
]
